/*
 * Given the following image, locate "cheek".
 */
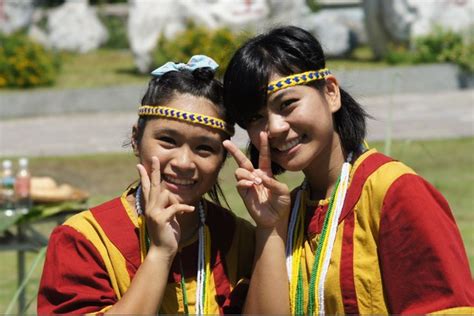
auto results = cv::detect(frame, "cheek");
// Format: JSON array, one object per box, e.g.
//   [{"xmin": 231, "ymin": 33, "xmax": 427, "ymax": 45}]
[
  {"xmin": 201, "ymin": 156, "xmax": 223, "ymax": 177},
  {"xmin": 139, "ymin": 149, "xmax": 167, "ymax": 175}
]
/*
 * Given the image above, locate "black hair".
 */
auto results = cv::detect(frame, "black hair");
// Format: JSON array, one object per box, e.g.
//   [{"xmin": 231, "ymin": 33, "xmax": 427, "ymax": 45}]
[
  {"xmin": 223, "ymin": 25, "xmax": 369, "ymax": 175},
  {"xmin": 134, "ymin": 67, "xmax": 233, "ymax": 207}
]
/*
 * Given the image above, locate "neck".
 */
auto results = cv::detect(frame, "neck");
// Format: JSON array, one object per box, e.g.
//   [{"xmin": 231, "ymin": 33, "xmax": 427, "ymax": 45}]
[{"xmin": 304, "ymin": 138, "xmax": 346, "ymax": 201}]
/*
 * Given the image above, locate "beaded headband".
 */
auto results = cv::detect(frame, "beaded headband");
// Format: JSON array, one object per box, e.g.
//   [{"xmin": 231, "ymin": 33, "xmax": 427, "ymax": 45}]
[
  {"xmin": 267, "ymin": 68, "xmax": 331, "ymax": 94},
  {"xmin": 138, "ymin": 105, "xmax": 234, "ymax": 136}
]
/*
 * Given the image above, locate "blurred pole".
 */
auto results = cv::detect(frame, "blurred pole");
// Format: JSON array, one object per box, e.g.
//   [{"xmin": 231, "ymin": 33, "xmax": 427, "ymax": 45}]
[
  {"xmin": 384, "ymin": 72, "xmax": 401, "ymax": 156},
  {"xmin": 18, "ymin": 223, "xmax": 26, "ymax": 314}
]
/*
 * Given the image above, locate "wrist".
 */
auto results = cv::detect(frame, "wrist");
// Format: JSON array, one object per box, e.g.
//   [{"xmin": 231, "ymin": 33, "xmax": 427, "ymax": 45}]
[
  {"xmin": 256, "ymin": 220, "xmax": 287, "ymax": 240},
  {"xmin": 146, "ymin": 245, "xmax": 177, "ymax": 264}
]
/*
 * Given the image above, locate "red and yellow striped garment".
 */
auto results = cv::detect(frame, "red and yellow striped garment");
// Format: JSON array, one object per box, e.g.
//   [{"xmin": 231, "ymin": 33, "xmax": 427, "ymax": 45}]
[
  {"xmin": 38, "ymin": 189, "xmax": 255, "ymax": 314},
  {"xmin": 295, "ymin": 149, "xmax": 473, "ymax": 314}
]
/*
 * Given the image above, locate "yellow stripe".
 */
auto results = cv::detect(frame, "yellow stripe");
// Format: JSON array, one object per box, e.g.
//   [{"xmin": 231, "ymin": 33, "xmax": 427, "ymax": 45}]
[
  {"xmin": 429, "ymin": 306, "xmax": 474, "ymax": 314},
  {"xmin": 352, "ymin": 160, "xmax": 415, "ymax": 314},
  {"xmin": 204, "ymin": 225, "xmax": 212, "ymax": 314},
  {"xmin": 64, "ymin": 210, "xmax": 131, "ymax": 300},
  {"xmin": 290, "ymin": 198, "xmax": 306, "ymax": 313}
]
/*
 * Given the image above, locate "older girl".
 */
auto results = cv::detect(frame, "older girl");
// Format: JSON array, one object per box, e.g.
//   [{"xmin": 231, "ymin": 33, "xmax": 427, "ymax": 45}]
[
  {"xmin": 222, "ymin": 26, "xmax": 473, "ymax": 315},
  {"xmin": 38, "ymin": 55, "xmax": 255, "ymax": 314}
]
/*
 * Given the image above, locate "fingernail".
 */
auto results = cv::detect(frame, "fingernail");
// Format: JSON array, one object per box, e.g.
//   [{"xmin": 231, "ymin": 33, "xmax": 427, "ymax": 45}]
[{"xmin": 254, "ymin": 177, "xmax": 262, "ymax": 185}]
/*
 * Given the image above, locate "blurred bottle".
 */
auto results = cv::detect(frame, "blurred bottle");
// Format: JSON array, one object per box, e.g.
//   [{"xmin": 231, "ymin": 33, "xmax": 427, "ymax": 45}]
[
  {"xmin": 15, "ymin": 158, "xmax": 32, "ymax": 215},
  {"xmin": 1, "ymin": 159, "xmax": 16, "ymax": 217}
]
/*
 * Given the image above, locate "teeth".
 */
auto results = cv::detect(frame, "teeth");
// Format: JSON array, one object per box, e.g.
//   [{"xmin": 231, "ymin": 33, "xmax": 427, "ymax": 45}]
[
  {"xmin": 163, "ymin": 175, "xmax": 195, "ymax": 186},
  {"xmin": 277, "ymin": 138, "xmax": 301, "ymax": 151}
]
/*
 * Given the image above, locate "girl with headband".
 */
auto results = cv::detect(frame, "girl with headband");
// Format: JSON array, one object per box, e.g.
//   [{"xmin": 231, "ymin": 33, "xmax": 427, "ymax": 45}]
[
  {"xmin": 222, "ymin": 26, "xmax": 473, "ymax": 314},
  {"xmin": 38, "ymin": 55, "xmax": 255, "ymax": 314}
]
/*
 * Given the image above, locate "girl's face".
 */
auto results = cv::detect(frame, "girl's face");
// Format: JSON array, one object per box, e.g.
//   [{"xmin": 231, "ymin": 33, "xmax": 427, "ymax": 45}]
[
  {"xmin": 135, "ymin": 94, "xmax": 226, "ymax": 206},
  {"xmin": 246, "ymin": 73, "xmax": 341, "ymax": 173}
]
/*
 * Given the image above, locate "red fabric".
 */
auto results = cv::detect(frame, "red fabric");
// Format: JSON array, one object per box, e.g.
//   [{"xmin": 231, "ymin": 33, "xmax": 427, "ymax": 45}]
[
  {"xmin": 379, "ymin": 174, "xmax": 474, "ymax": 314},
  {"xmin": 340, "ymin": 211, "xmax": 359, "ymax": 314},
  {"xmin": 37, "ymin": 226, "xmax": 117, "ymax": 314},
  {"xmin": 38, "ymin": 194, "xmax": 254, "ymax": 315},
  {"xmin": 91, "ymin": 198, "xmax": 141, "ymax": 278},
  {"xmin": 339, "ymin": 152, "xmax": 393, "ymax": 223}
]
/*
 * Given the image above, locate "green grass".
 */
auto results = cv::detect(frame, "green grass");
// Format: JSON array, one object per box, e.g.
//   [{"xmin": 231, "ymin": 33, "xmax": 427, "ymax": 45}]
[
  {"xmin": 55, "ymin": 49, "xmax": 148, "ymax": 89},
  {"xmin": 1, "ymin": 137, "xmax": 472, "ymax": 313}
]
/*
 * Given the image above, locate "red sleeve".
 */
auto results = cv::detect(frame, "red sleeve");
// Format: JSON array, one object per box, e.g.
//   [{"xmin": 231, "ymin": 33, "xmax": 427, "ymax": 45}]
[
  {"xmin": 378, "ymin": 174, "xmax": 474, "ymax": 314},
  {"xmin": 37, "ymin": 225, "xmax": 117, "ymax": 314}
]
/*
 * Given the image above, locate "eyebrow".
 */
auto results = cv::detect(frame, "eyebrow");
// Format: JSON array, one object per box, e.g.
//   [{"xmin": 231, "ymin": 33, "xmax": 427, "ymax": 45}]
[
  {"xmin": 268, "ymin": 89, "xmax": 294, "ymax": 105},
  {"xmin": 153, "ymin": 128, "xmax": 222, "ymax": 146}
]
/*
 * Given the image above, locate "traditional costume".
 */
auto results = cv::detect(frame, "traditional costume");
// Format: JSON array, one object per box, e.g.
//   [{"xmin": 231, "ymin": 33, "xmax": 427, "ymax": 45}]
[
  {"xmin": 38, "ymin": 188, "xmax": 255, "ymax": 314},
  {"xmin": 287, "ymin": 148, "xmax": 474, "ymax": 314},
  {"xmin": 265, "ymin": 69, "xmax": 474, "ymax": 314}
]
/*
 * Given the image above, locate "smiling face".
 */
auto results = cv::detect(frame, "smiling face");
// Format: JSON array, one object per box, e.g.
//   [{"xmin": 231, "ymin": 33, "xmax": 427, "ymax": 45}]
[
  {"xmin": 134, "ymin": 94, "xmax": 226, "ymax": 206},
  {"xmin": 245, "ymin": 73, "xmax": 341, "ymax": 173}
]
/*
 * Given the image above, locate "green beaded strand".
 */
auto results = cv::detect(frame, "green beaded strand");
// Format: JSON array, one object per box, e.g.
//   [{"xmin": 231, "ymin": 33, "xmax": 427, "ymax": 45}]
[{"xmin": 307, "ymin": 176, "xmax": 341, "ymax": 315}]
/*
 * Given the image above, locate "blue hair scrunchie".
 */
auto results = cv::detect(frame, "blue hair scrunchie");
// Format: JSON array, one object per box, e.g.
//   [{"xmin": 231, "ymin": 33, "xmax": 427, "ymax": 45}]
[{"xmin": 151, "ymin": 55, "xmax": 219, "ymax": 77}]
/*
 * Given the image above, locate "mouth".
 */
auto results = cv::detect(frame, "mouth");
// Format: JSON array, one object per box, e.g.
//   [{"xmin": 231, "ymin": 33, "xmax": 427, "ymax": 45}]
[
  {"xmin": 272, "ymin": 136, "xmax": 304, "ymax": 152},
  {"xmin": 162, "ymin": 175, "xmax": 196, "ymax": 186}
]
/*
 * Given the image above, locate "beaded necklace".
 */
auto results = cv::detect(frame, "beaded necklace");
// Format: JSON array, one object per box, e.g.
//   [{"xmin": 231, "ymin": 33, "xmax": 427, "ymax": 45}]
[
  {"xmin": 286, "ymin": 153, "xmax": 353, "ymax": 315},
  {"xmin": 135, "ymin": 186, "xmax": 211, "ymax": 315}
]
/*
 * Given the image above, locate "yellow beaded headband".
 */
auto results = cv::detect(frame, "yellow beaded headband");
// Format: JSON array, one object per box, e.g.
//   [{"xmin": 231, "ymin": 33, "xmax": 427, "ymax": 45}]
[
  {"xmin": 138, "ymin": 105, "xmax": 234, "ymax": 136},
  {"xmin": 267, "ymin": 68, "xmax": 331, "ymax": 94}
]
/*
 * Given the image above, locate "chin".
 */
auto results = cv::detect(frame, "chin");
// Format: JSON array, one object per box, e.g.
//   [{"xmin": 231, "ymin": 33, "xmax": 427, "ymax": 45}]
[{"xmin": 275, "ymin": 158, "xmax": 309, "ymax": 172}]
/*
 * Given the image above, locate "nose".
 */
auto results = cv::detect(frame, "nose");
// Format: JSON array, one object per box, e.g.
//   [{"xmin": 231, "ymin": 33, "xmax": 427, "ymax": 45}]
[
  {"xmin": 170, "ymin": 146, "xmax": 196, "ymax": 173},
  {"xmin": 267, "ymin": 113, "xmax": 289, "ymax": 139}
]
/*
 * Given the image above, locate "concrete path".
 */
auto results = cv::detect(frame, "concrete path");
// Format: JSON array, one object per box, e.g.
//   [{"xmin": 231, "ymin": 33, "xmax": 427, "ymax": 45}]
[{"xmin": 0, "ymin": 89, "xmax": 473, "ymax": 157}]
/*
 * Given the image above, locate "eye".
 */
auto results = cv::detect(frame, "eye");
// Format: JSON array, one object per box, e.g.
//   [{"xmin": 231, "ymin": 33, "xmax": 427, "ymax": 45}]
[
  {"xmin": 281, "ymin": 98, "xmax": 298, "ymax": 110},
  {"xmin": 158, "ymin": 136, "xmax": 176, "ymax": 146},
  {"xmin": 196, "ymin": 144, "xmax": 216, "ymax": 153},
  {"xmin": 196, "ymin": 144, "xmax": 219, "ymax": 158}
]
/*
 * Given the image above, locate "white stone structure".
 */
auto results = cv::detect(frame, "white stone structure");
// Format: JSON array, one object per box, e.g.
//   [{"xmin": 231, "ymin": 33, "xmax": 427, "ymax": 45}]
[
  {"xmin": 363, "ymin": 0, "xmax": 474, "ymax": 58},
  {"xmin": 127, "ymin": 0, "xmax": 270, "ymax": 73},
  {"xmin": 0, "ymin": 0, "xmax": 35, "ymax": 34},
  {"xmin": 46, "ymin": 0, "xmax": 108, "ymax": 53}
]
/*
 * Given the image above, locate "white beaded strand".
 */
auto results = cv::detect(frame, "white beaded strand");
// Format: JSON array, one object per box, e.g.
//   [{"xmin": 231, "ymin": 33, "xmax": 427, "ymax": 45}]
[
  {"xmin": 195, "ymin": 201, "xmax": 206, "ymax": 315},
  {"xmin": 316, "ymin": 152, "xmax": 353, "ymax": 315},
  {"xmin": 285, "ymin": 152, "xmax": 353, "ymax": 315}
]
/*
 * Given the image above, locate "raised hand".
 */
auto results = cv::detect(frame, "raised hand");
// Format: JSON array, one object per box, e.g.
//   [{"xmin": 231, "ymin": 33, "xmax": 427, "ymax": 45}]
[
  {"xmin": 223, "ymin": 132, "xmax": 291, "ymax": 228},
  {"xmin": 136, "ymin": 156, "xmax": 195, "ymax": 255}
]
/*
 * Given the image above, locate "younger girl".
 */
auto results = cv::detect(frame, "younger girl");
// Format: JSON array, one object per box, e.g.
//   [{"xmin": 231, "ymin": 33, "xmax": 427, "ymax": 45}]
[
  {"xmin": 38, "ymin": 55, "xmax": 255, "ymax": 314},
  {"xmin": 222, "ymin": 26, "xmax": 473, "ymax": 315}
]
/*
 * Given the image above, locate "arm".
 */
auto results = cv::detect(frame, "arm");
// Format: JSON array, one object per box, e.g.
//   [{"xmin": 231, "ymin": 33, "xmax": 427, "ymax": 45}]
[
  {"xmin": 379, "ymin": 174, "xmax": 474, "ymax": 314},
  {"xmin": 223, "ymin": 132, "xmax": 292, "ymax": 314},
  {"xmin": 246, "ymin": 221, "xmax": 290, "ymax": 314}
]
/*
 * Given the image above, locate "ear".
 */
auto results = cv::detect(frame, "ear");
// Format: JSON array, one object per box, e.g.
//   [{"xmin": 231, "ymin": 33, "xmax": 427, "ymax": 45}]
[
  {"xmin": 324, "ymin": 76, "xmax": 341, "ymax": 113},
  {"xmin": 131, "ymin": 124, "xmax": 140, "ymax": 157}
]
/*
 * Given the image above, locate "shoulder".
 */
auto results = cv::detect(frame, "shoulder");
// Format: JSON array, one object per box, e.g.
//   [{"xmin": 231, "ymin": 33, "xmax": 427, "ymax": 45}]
[
  {"xmin": 63, "ymin": 196, "xmax": 129, "ymax": 237},
  {"xmin": 350, "ymin": 149, "xmax": 418, "ymax": 204}
]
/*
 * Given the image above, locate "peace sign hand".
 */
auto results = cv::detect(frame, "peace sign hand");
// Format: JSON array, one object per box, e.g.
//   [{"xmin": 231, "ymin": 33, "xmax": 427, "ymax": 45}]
[
  {"xmin": 136, "ymin": 156, "xmax": 195, "ymax": 255},
  {"xmin": 223, "ymin": 132, "xmax": 291, "ymax": 229}
]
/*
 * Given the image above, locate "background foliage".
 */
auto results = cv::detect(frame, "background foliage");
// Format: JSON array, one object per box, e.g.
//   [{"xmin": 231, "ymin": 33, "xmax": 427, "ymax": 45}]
[
  {"xmin": 153, "ymin": 23, "xmax": 251, "ymax": 78},
  {"xmin": 0, "ymin": 32, "xmax": 61, "ymax": 88},
  {"xmin": 98, "ymin": 14, "xmax": 129, "ymax": 49},
  {"xmin": 386, "ymin": 26, "xmax": 474, "ymax": 73}
]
